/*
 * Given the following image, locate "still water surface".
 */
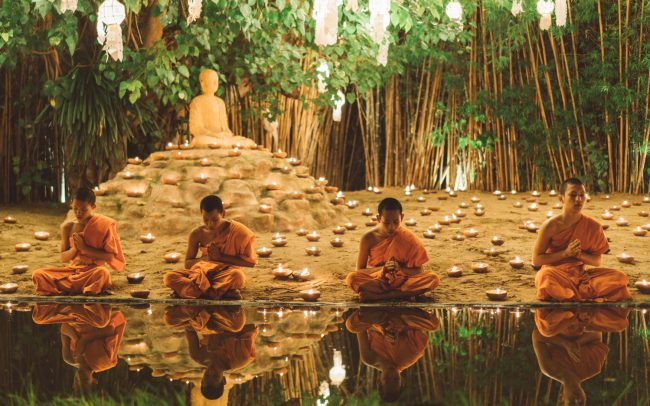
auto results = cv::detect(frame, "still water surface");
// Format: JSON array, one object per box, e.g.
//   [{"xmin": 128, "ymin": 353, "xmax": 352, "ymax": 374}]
[{"xmin": 0, "ymin": 302, "xmax": 648, "ymax": 405}]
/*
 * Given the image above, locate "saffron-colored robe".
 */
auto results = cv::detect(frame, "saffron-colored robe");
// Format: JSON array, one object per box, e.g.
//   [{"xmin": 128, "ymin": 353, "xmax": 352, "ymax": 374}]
[
  {"xmin": 535, "ymin": 308, "xmax": 630, "ymax": 337},
  {"xmin": 32, "ymin": 214, "xmax": 125, "ymax": 296},
  {"xmin": 164, "ymin": 305, "xmax": 246, "ymax": 335},
  {"xmin": 346, "ymin": 227, "xmax": 439, "ymax": 295},
  {"xmin": 32, "ymin": 304, "xmax": 126, "ymax": 373},
  {"xmin": 163, "ymin": 221, "xmax": 256, "ymax": 299},
  {"xmin": 346, "ymin": 308, "xmax": 438, "ymax": 372},
  {"xmin": 535, "ymin": 215, "xmax": 631, "ymax": 302}
]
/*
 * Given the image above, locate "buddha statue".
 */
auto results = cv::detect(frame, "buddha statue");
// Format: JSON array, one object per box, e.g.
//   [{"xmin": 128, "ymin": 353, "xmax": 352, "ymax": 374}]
[{"xmin": 189, "ymin": 69, "xmax": 233, "ymax": 147}]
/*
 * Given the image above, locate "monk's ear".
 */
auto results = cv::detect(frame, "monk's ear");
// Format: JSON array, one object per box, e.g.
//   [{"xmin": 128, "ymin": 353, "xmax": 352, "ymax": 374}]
[
  {"xmin": 221, "ymin": 209, "xmax": 227, "ymax": 218},
  {"xmin": 375, "ymin": 213, "xmax": 381, "ymax": 222},
  {"xmin": 91, "ymin": 203, "xmax": 97, "ymax": 210}
]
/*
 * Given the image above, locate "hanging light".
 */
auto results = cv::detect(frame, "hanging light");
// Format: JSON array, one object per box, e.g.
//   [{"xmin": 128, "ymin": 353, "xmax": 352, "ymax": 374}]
[
  {"xmin": 445, "ymin": 1, "xmax": 463, "ymax": 20},
  {"xmin": 329, "ymin": 350, "xmax": 346, "ymax": 385},
  {"xmin": 536, "ymin": 0, "xmax": 554, "ymax": 30},
  {"xmin": 511, "ymin": 0, "xmax": 523, "ymax": 17},
  {"xmin": 187, "ymin": 0, "xmax": 202, "ymax": 24},
  {"xmin": 313, "ymin": 0, "xmax": 340, "ymax": 46},
  {"xmin": 97, "ymin": 0, "xmax": 126, "ymax": 62},
  {"xmin": 332, "ymin": 90, "xmax": 345, "ymax": 122},
  {"xmin": 60, "ymin": 0, "xmax": 78, "ymax": 13},
  {"xmin": 316, "ymin": 61, "xmax": 330, "ymax": 93},
  {"xmin": 368, "ymin": 0, "xmax": 390, "ymax": 44},
  {"xmin": 555, "ymin": 0, "xmax": 567, "ymax": 27}
]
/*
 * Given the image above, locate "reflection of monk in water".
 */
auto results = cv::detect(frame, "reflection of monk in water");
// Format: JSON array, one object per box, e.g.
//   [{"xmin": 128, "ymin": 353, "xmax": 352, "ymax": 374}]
[
  {"xmin": 532, "ymin": 308, "xmax": 629, "ymax": 405},
  {"xmin": 164, "ymin": 305, "xmax": 257, "ymax": 400},
  {"xmin": 345, "ymin": 307, "xmax": 439, "ymax": 402},
  {"xmin": 32, "ymin": 304, "xmax": 126, "ymax": 393}
]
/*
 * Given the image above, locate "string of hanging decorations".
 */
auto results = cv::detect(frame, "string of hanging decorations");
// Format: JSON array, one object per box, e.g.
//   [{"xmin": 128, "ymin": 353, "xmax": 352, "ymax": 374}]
[
  {"xmin": 97, "ymin": 0, "xmax": 126, "ymax": 62},
  {"xmin": 60, "ymin": 0, "xmax": 78, "ymax": 13}
]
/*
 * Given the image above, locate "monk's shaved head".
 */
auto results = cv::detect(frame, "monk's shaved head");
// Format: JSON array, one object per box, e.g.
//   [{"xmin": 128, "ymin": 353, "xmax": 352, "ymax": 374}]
[
  {"xmin": 75, "ymin": 187, "xmax": 96, "ymax": 205},
  {"xmin": 201, "ymin": 375, "xmax": 225, "ymax": 400},
  {"xmin": 200, "ymin": 195, "xmax": 224, "ymax": 213},
  {"xmin": 559, "ymin": 178, "xmax": 584, "ymax": 195},
  {"xmin": 378, "ymin": 198, "xmax": 403, "ymax": 215}
]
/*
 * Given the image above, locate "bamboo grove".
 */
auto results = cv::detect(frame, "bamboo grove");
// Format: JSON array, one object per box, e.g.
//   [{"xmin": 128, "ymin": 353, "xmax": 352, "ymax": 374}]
[{"xmin": 1, "ymin": 0, "xmax": 649, "ymax": 203}]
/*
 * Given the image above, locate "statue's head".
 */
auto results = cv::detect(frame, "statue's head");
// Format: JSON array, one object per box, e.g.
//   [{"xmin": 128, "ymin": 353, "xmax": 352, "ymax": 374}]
[{"xmin": 199, "ymin": 69, "xmax": 220, "ymax": 95}]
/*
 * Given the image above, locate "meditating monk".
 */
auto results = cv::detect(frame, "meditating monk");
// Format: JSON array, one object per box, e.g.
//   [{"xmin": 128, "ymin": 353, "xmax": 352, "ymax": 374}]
[
  {"xmin": 533, "ymin": 178, "xmax": 631, "ymax": 302},
  {"xmin": 32, "ymin": 187, "xmax": 125, "ymax": 296},
  {"xmin": 346, "ymin": 307, "xmax": 439, "ymax": 402},
  {"xmin": 165, "ymin": 305, "xmax": 256, "ymax": 400},
  {"xmin": 346, "ymin": 197, "xmax": 439, "ymax": 302},
  {"xmin": 532, "ymin": 307, "xmax": 629, "ymax": 405},
  {"xmin": 189, "ymin": 68, "xmax": 233, "ymax": 147},
  {"xmin": 163, "ymin": 195, "xmax": 256, "ymax": 300},
  {"xmin": 32, "ymin": 303, "xmax": 126, "ymax": 393}
]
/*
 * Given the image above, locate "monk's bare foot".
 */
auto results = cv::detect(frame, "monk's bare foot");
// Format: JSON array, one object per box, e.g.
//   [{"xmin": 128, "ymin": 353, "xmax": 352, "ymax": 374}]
[{"xmin": 222, "ymin": 289, "xmax": 242, "ymax": 300}]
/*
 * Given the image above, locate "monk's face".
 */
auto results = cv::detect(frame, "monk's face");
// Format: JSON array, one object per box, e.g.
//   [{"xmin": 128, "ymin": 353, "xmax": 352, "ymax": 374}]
[
  {"xmin": 377, "ymin": 210, "xmax": 403, "ymax": 235},
  {"xmin": 559, "ymin": 184, "xmax": 587, "ymax": 213},
  {"xmin": 71, "ymin": 199, "xmax": 95, "ymax": 222},
  {"xmin": 379, "ymin": 368, "xmax": 402, "ymax": 402},
  {"xmin": 200, "ymin": 70, "xmax": 219, "ymax": 95},
  {"xmin": 202, "ymin": 209, "xmax": 225, "ymax": 230}
]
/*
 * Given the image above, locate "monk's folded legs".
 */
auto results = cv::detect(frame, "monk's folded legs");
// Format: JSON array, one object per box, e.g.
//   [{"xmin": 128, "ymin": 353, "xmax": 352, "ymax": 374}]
[
  {"xmin": 33, "ymin": 267, "xmax": 111, "ymax": 296},
  {"xmin": 346, "ymin": 271, "xmax": 439, "ymax": 302},
  {"xmin": 164, "ymin": 268, "xmax": 245, "ymax": 300},
  {"xmin": 536, "ymin": 267, "xmax": 631, "ymax": 302}
]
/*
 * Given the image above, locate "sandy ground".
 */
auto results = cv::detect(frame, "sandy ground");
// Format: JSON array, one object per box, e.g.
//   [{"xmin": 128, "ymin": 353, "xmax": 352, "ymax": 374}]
[{"xmin": 1, "ymin": 189, "xmax": 649, "ymax": 305}]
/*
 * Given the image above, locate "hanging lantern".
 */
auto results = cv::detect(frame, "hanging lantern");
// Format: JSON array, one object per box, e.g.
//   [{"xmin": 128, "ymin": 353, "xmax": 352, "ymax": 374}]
[
  {"xmin": 329, "ymin": 350, "xmax": 346, "ymax": 385},
  {"xmin": 555, "ymin": 0, "xmax": 567, "ymax": 27},
  {"xmin": 97, "ymin": 0, "xmax": 126, "ymax": 61},
  {"xmin": 346, "ymin": 0, "xmax": 359, "ymax": 12},
  {"xmin": 536, "ymin": 0, "xmax": 554, "ymax": 31},
  {"xmin": 332, "ymin": 90, "xmax": 345, "ymax": 122},
  {"xmin": 511, "ymin": 0, "xmax": 523, "ymax": 17},
  {"xmin": 445, "ymin": 1, "xmax": 463, "ymax": 20},
  {"xmin": 313, "ymin": 0, "xmax": 339, "ymax": 46},
  {"xmin": 187, "ymin": 0, "xmax": 202, "ymax": 24},
  {"xmin": 60, "ymin": 0, "xmax": 78, "ymax": 13},
  {"xmin": 377, "ymin": 40, "xmax": 389, "ymax": 66},
  {"xmin": 369, "ymin": 0, "xmax": 390, "ymax": 44},
  {"xmin": 316, "ymin": 61, "xmax": 330, "ymax": 93}
]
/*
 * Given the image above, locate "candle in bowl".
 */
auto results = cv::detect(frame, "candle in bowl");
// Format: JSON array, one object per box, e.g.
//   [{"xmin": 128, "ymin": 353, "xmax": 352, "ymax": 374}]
[
  {"xmin": 471, "ymin": 262, "xmax": 489, "ymax": 273},
  {"xmin": 616, "ymin": 217, "xmax": 628, "ymax": 226},
  {"xmin": 601, "ymin": 211, "xmax": 613, "ymax": 220},
  {"xmin": 644, "ymin": 196, "xmax": 650, "ymax": 203},
  {"xmin": 165, "ymin": 142, "xmax": 178, "ymax": 151},
  {"xmin": 93, "ymin": 186, "xmax": 107, "ymax": 196},
  {"xmin": 296, "ymin": 228, "xmax": 308, "ymax": 236},
  {"xmin": 486, "ymin": 288, "xmax": 508, "ymax": 301},
  {"xmin": 447, "ymin": 266, "xmax": 463, "ymax": 277},
  {"xmin": 643, "ymin": 224, "xmax": 650, "ymax": 231},
  {"xmin": 288, "ymin": 157, "xmax": 302, "ymax": 166},
  {"xmin": 639, "ymin": 211, "xmax": 649, "ymax": 217},
  {"xmin": 272, "ymin": 264, "xmax": 293, "ymax": 280},
  {"xmin": 300, "ymin": 289, "xmax": 321, "ymax": 302},
  {"xmin": 164, "ymin": 252, "xmax": 181, "ymax": 263},
  {"xmin": 172, "ymin": 151, "xmax": 184, "ymax": 160},
  {"xmin": 130, "ymin": 289, "xmax": 150, "ymax": 299},
  {"xmin": 279, "ymin": 165, "xmax": 291, "ymax": 174},
  {"xmin": 325, "ymin": 186, "xmax": 339, "ymax": 193},
  {"xmin": 344, "ymin": 222, "xmax": 358, "ymax": 230},
  {"xmin": 126, "ymin": 189, "xmax": 144, "ymax": 198},
  {"xmin": 208, "ymin": 142, "xmax": 220, "ymax": 149},
  {"xmin": 617, "ymin": 252, "xmax": 634, "ymax": 264},
  {"xmin": 526, "ymin": 222, "xmax": 539, "ymax": 233},
  {"xmin": 362, "ymin": 208, "xmax": 373, "ymax": 216},
  {"xmin": 294, "ymin": 268, "xmax": 312, "ymax": 281},
  {"xmin": 549, "ymin": 189, "xmax": 557, "ymax": 196},
  {"xmin": 259, "ymin": 204, "xmax": 272, "ymax": 214},
  {"xmin": 634, "ymin": 280, "xmax": 650, "ymax": 294},
  {"xmin": 373, "ymin": 187, "xmax": 382, "ymax": 194},
  {"xmin": 633, "ymin": 227, "xmax": 647, "ymax": 237},
  {"xmin": 193, "ymin": 173, "xmax": 209, "ymax": 184},
  {"xmin": 12, "ymin": 265, "xmax": 29, "ymax": 274},
  {"xmin": 162, "ymin": 177, "xmax": 178, "ymax": 186},
  {"xmin": 417, "ymin": 196, "xmax": 426, "ymax": 203},
  {"xmin": 438, "ymin": 216, "xmax": 451, "ymax": 226},
  {"xmin": 318, "ymin": 177, "xmax": 329, "ymax": 186},
  {"xmin": 365, "ymin": 219, "xmax": 378, "ymax": 227},
  {"xmin": 485, "ymin": 248, "xmax": 499, "ymax": 257},
  {"xmin": 423, "ymin": 229, "xmax": 436, "ymax": 239},
  {"xmin": 509, "ymin": 256, "xmax": 525, "ymax": 269},
  {"xmin": 256, "ymin": 247, "xmax": 273, "ymax": 258},
  {"xmin": 290, "ymin": 191, "xmax": 305, "ymax": 200},
  {"xmin": 452, "ymin": 233, "xmax": 465, "ymax": 241},
  {"xmin": 273, "ymin": 149, "xmax": 287, "ymax": 158},
  {"xmin": 405, "ymin": 218, "xmax": 417, "ymax": 226},
  {"xmin": 330, "ymin": 237, "xmax": 344, "ymax": 247},
  {"xmin": 306, "ymin": 231, "xmax": 321, "ymax": 242},
  {"xmin": 420, "ymin": 209, "xmax": 432, "ymax": 216},
  {"xmin": 448, "ymin": 190, "xmax": 457, "ymax": 197},
  {"xmin": 498, "ymin": 194, "xmax": 507, "ymax": 200},
  {"xmin": 271, "ymin": 237, "xmax": 288, "ymax": 247},
  {"xmin": 0, "ymin": 283, "xmax": 18, "ymax": 294},
  {"xmin": 200, "ymin": 158, "xmax": 210, "ymax": 167},
  {"xmin": 513, "ymin": 201, "xmax": 523, "ymax": 208},
  {"xmin": 610, "ymin": 205, "xmax": 620, "ymax": 211},
  {"xmin": 228, "ymin": 147, "xmax": 241, "ymax": 157},
  {"xmin": 531, "ymin": 190, "xmax": 541, "ymax": 197},
  {"xmin": 459, "ymin": 201, "xmax": 469, "ymax": 209},
  {"xmin": 34, "ymin": 231, "xmax": 50, "ymax": 241},
  {"xmin": 474, "ymin": 208, "xmax": 486, "ymax": 217},
  {"xmin": 305, "ymin": 246, "xmax": 321, "ymax": 256},
  {"xmin": 180, "ymin": 140, "xmax": 192, "ymax": 150},
  {"xmin": 346, "ymin": 200, "xmax": 359, "ymax": 208},
  {"xmin": 306, "ymin": 186, "xmax": 321, "ymax": 194},
  {"xmin": 128, "ymin": 157, "xmax": 142, "ymax": 165},
  {"xmin": 127, "ymin": 273, "xmax": 145, "ymax": 284},
  {"xmin": 140, "ymin": 233, "xmax": 156, "ymax": 243},
  {"xmin": 463, "ymin": 228, "xmax": 479, "ymax": 238},
  {"xmin": 15, "ymin": 243, "xmax": 32, "ymax": 252},
  {"xmin": 450, "ymin": 214, "xmax": 461, "ymax": 224},
  {"xmin": 454, "ymin": 209, "xmax": 466, "ymax": 218},
  {"xmin": 622, "ymin": 200, "xmax": 631, "ymax": 208},
  {"xmin": 546, "ymin": 210, "xmax": 554, "ymax": 218},
  {"xmin": 528, "ymin": 203, "xmax": 538, "ymax": 212},
  {"xmin": 471, "ymin": 196, "xmax": 480, "ymax": 203},
  {"xmin": 266, "ymin": 182, "xmax": 282, "ymax": 191},
  {"xmin": 491, "ymin": 236, "xmax": 504, "ymax": 246},
  {"xmin": 438, "ymin": 195, "xmax": 448, "ymax": 201},
  {"xmin": 553, "ymin": 202, "xmax": 562, "ymax": 209},
  {"xmin": 430, "ymin": 224, "xmax": 443, "ymax": 232},
  {"xmin": 122, "ymin": 171, "xmax": 134, "ymax": 180},
  {"xmin": 333, "ymin": 226, "xmax": 346, "ymax": 235}
]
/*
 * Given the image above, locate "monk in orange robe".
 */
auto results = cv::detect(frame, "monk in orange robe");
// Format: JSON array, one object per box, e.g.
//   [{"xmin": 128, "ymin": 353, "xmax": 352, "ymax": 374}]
[
  {"xmin": 32, "ymin": 187, "xmax": 125, "ymax": 296},
  {"xmin": 346, "ymin": 197, "xmax": 439, "ymax": 302},
  {"xmin": 163, "ymin": 195, "xmax": 257, "ymax": 300},
  {"xmin": 32, "ymin": 303, "xmax": 126, "ymax": 393},
  {"xmin": 533, "ymin": 178, "xmax": 631, "ymax": 302},
  {"xmin": 532, "ymin": 307, "xmax": 629, "ymax": 405},
  {"xmin": 165, "ymin": 305, "xmax": 256, "ymax": 400},
  {"xmin": 346, "ymin": 307, "xmax": 439, "ymax": 402}
]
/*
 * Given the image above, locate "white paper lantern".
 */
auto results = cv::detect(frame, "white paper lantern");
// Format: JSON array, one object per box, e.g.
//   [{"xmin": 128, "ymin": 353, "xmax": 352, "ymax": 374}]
[
  {"xmin": 314, "ymin": 0, "xmax": 339, "ymax": 46},
  {"xmin": 97, "ymin": 0, "xmax": 126, "ymax": 62},
  {"xmin": 377, "ymin": 40, "xmax": 389, "ymax": 66},
  {"xmin": 511, "ymin": 0, "xmax": 523, "ymax": 17},
  {"xmin": 332, "ymin": 90, "xmax": 345, "ymax": 122},
  {"xmin": 329, "ymin": 350, "xmax": 346, "ymax": 385},
  {"xmin": 187, "ymin": 0, "xmax": 202, "ymax": 24},
  {"xmin": 346, "ymin": 0, "xmax": 359, "ymax": 12},
  {"xmin": 555, "ymin": 0, "xmax": 567, "ymax": 27},
  {"xmin": 536, "ymin": 0, "xmax": 554, "ymax": 15},
  {"xmin": 60, "ymin": 0, "xmax": 78, "ymax": 13},
  {"xmin": 539, "ymin": 13, "xmax": 552, "ymax": 30},
  {"xmin": 316, "ymin": 61, "xmax": 330, "ymax": 93},
  {"xmin": 445, "ymin": 1, "xmax": 463, "ymax": 20},
  {"xmin": 369, "ymin": 0, "xmax": 390, "ymax": 44}
]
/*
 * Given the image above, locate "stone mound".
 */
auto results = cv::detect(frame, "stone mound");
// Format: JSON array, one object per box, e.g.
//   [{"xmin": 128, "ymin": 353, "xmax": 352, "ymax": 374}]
[{"xmin": 85, "ymin": 136, "xmax": 347, "ymax": 237}]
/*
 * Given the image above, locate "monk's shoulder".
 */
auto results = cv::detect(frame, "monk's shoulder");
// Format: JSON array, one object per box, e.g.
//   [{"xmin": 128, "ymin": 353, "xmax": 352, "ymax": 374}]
[
  {"xmin": 61, "ymin": 221, "xmax": 75, "ymax": 233},
  {"xmin": 228, "ymin": 220, "xmax": 255, "ymax": 239},
  {"xmin": 540, "ymin": 216, "xmax": 560, "ymax": 233},
  {"xmin": 579, "ymin": 214, "xmax": 603, "ymax": 230},
  {"xmin": 396, "ymin": 227, "xmax": 424, "ymax": 246},
  {"xmin": 360, "ymin": 229, "xmax": 380, "ymax": 246},
  {"xmin": 189, "ymin": 225, "xmax": 207, "ymax": 239}
]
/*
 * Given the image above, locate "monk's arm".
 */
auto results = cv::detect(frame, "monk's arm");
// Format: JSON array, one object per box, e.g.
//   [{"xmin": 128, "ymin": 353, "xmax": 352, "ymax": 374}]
[
  {"xmin": 354, "ymin": 234, "xmax": 382, "ymax": 274},
  {"xmin": 577, "ymin": 251, "xmax": 602, "ymax": 267},
  {"xmin": 185, "ymin": 328, "xmax": 209, "ymax": 363},
  {"xmin": 60, "ymin": 223, "xmax": 77, "ymax": 262},
  {"xmin": 356, "ymin": 332, "xmax": 378, "ymax": 366},
  {"xmin": 531, "ymin": 223, "xmax": 570, "ymax": 266},
  {"xmin": 532, "ymin": 330, "xmax": 580, "ymax": 381},
  {"xmin": 398, "ymin": 266, "xmax": 424, "ymax": 276},
  {"xmin": 184, "ymin": 231, "xmax": 202, "ymax": 269},
  {"xmin": 215, "ymin": 253, "xmax": 256, "ymax": 268},
  {"xmin": 77, "ymin": 244, "xmax": 115, "ymax": 262},
  {"xmin": 61, "ymin": 333, "xmax": 74, "ymax": 365}
]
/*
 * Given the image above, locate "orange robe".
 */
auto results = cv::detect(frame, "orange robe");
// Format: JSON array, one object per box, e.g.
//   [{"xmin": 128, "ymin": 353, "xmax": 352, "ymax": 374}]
[
  {"xmin": 32, "ymin": 304, "xmax": 126, "ymax": 373},
  {"xmin": 164, "ymin": 305, "xmax": 246, "ymax": 335},
  {"xmin": 32, "ymin": 214, "xmax": 125, "ymax": 296},
  {"xmin": 198, "ymin": 325, "xmax": 257, "ymax": 372},
  {"xmin": 346, "ymin": 308, "xmax": 438, "ymax": 372},
  {"xmin": 163, "ymin": 221, "xmax": 256, "ymax": 299},
  {"xmin": 346, "ymin": 227, "xmax": 439, "ymax": 295},
  {"xmin": 535, "ymin": 308, "xmax": 630, "ymax": 337},
  {"xmin": 535, "ymin": 215, "xmax": 631, "ymax": 302}
]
